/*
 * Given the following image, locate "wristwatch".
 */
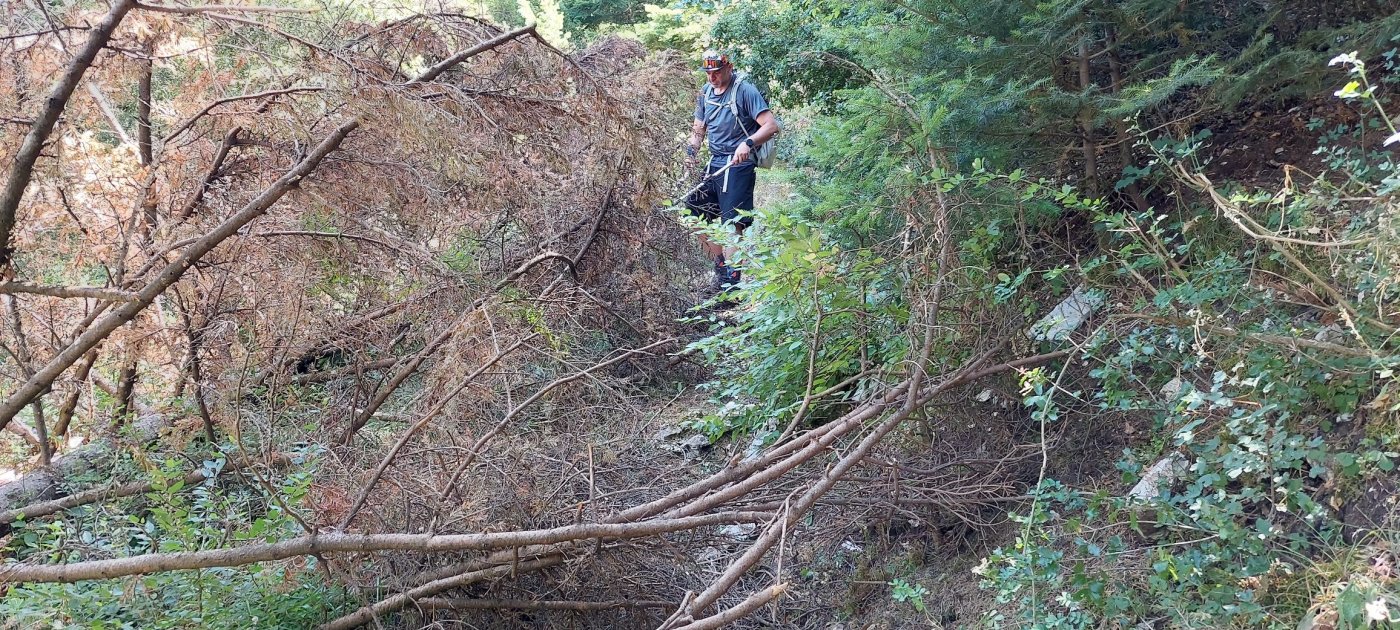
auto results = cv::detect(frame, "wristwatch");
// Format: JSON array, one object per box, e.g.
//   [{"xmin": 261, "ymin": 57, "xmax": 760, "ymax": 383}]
[{"xmin": 745, "ymin": 138, "xmax": 756, "ymax": 148}]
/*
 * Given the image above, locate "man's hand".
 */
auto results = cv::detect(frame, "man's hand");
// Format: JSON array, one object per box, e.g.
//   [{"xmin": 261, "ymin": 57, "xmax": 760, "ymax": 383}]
[
  {"xmin": 685, "ymin": 144, "xmax": 699, "ymax": 170},
  {"xmin": 731, "ymin": 141, "xmax": 752, "ymax": 165}
]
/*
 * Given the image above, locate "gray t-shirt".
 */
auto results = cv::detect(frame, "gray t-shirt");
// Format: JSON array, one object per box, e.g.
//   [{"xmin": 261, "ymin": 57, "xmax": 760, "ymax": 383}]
[{"xmin": 694, "ymin": 77, "xmax": 770, "ymax": 157}]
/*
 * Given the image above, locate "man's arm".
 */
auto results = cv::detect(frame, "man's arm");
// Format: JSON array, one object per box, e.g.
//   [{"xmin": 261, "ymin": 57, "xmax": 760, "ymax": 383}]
[
  {"xmin": 686, "ymin": 118, "xmax": 705, "ymax": 165},
  {"xmin": 731, "ymin": 110, "xmax": 779, "ymax": 165},
  {"xmin": 688, "ymin": 117, "xmax": 706, "ymax": 155}
]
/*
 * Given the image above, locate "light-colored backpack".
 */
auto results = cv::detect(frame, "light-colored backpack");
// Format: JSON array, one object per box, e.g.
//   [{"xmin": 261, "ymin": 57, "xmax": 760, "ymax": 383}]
[{"xmin": 705, "ymin": 73, "xmax": 777, "ymax": 168}]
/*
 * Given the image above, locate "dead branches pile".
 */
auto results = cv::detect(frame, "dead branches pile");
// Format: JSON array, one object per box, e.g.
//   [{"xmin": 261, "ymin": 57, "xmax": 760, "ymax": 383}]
[{"xmin": 0, "ymin": 3, "xmax": 1076, "ymax": 628}]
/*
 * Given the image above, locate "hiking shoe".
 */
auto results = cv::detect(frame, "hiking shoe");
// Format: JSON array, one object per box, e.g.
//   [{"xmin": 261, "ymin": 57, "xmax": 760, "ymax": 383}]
[
  {"xmin": 722, "ymin": 268, "xmax": 741, "ymax": 290},
  {"xmin": 710, "ymin": 263, "xmax": 736, "ymax": 292}
]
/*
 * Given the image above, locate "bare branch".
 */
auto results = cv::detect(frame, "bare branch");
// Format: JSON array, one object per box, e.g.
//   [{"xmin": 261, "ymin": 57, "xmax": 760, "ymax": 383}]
[
  {"xmin": 173, "ymin": 126, "xmax": 241, "ymax": 221},
  {"xmin": 290, "ymin": 357, "xmax": 400, "ymax": 385},
  {"xmin": 408, "ymin": 24, "xmax": 536, "ymax": 84},
  {"xmin": 163, "ymin": 88, "xmax": 321, "ymax": 144},
  {"xmin": 0, "ymin": 511, "xmax": 772, "ymax": 583},
  {"xmin": 0, "ymin": 281, "xmax": 138, "ymax": 302},
  {"xmin": 413, "ymin": 598, "xmax": 674, "ymax": 611},
  {"xmin": 668, "ymin": 584, "xmax": 789, "ymax": 630},
  {"xmin": 134, "ymin": 3, "xmax": 315, "ymax": 15},
  {"xmin": 0, "ymin": 25, "xmax": 90, "ymax": 42},
  {"xmin": 249, "ymin": 230, "xmax": 396, "ymax": 250},
  {"xmin": 85, "ymin": 82, "xmax": 133, "ymax": 147}
]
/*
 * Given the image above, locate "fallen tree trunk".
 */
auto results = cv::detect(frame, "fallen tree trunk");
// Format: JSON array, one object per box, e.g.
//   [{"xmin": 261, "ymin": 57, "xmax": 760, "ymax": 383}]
[
  {"xmin": 0, "ymin": 453, "xmax": 292, "ymax": 531},
  {"xmin": 0, "ymin": 407, "xmax": 168, "ymax": 514},
  {"xmin": 412, "ymin": 598, "xmax": 673, "ymax": 611},
  {"xmin": 324, "ymin": 349, "xmax": 1068, "ymax": 627},
  {"xmin": 0, "ymin": 510, "xmax": 771, "ymax": 583}
]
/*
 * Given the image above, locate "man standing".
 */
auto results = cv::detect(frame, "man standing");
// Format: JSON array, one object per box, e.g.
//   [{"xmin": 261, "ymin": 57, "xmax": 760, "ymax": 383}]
[{"xmin": 685, "ymin": 50, "xmax": 780, "ymax": 293}]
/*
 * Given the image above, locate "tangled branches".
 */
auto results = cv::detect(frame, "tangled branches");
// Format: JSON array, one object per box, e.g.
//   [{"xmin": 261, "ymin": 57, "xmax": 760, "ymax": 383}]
[{"xmin": 0, "ymin": 3, "xmax": 1078, "ymax": 628}]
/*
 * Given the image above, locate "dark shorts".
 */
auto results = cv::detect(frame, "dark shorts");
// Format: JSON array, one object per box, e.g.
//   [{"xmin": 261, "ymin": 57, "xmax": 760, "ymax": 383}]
[{"xmin": 684, "ymin": 158, "xmax": 755, "ymax": 229}]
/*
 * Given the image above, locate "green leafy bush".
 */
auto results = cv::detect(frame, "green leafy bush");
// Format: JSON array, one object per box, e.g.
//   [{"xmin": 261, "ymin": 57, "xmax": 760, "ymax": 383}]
[{"xmin": 1, "ymin": 450, "xmax": 348, "ymax": 629}]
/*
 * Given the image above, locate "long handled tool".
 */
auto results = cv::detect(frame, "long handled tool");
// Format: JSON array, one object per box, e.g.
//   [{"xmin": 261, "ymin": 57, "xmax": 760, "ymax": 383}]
[{"xmin": 678, "ymin": 161, "xmax": 734, "ymax": 201}]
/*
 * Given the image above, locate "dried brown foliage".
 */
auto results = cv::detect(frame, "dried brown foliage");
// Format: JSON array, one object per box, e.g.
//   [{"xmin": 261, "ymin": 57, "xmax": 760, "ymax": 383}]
[{"xmin": 0, "ymin": 5, "xmax": 1064, "ymax": 629}]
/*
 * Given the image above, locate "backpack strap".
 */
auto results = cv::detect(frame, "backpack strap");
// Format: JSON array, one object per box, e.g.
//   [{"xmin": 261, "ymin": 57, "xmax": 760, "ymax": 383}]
[{"xmin": 727, "ymin": 77, "xmax": 755, "ymax": 138}]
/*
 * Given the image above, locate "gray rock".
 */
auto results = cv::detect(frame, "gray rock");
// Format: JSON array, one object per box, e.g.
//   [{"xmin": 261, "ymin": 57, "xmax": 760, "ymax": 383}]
[
  {"xmin": 1127, "ymin": 455, "xmax": 1189, "ymax": 502},
  {"xmin": 652, "ymin": 424, "xmax": 685, "ymax": 442},
  {"xmin": 1027, "ymin": 285, "xmax": 1106, "ymax": 342},
  {"xmin": 1315, "ymin": 324, "xmax": 1346, "ymax": 345},
  {"xmin": 718, "ymin": 523, "xmax": 758, "ymax": 540},
  {"xmin": 1160, "ymin": 377, "xmax": 1183, "ymax": 400},
  {"xmin": 679, "ymin": 433, "xmax": 711, "ymax": 452}
]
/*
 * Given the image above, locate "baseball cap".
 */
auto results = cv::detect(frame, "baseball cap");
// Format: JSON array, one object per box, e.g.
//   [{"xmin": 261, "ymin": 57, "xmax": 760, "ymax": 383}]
[{"xmin": 700, "ymin": 50, "xmax": 729, "ymax": 73}]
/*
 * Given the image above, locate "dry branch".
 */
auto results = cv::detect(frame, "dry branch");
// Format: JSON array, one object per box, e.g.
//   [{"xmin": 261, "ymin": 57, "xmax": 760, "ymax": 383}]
[
  {"xmin": 0, "ymin": 0, "xmax": 138, "ymax": 268},
  {"xmin": 0, "ymin": 281, "xmax": 138, "ymax": 302},
  {"xmin": 338, "ymin": 335, "xmax": 536, "ymax": 530},
  {"xmin": 135, "ymin": 3, "xmax": 316, "ymax": 15},
  {"xmin": 669, "ymin": 584, "xmax": 789, "ymax": 630},
  {"xmin": 429, "ymin": 337, "xmax": 678, "ymax": 515},
  {"xmin": 321, "ymin": 555, "xmax": 567, "ymax": 630},
  {"xmin": 0, "ymin": 511, "xmax": 772, "ymax": 583},
  {"xmin": 341, "ymin": 251, "xmax": 579, "ymax": 443},
  {"xmin": 408, "ymin": 24, "xmax": 537, "ymax": 85},
  {"xmin": 0, "ymin": 119, "xmax": 359, "ymax": 436},
  {"xmin": 290, "ymin": 357, "xmax": 401, "ymax": 385},
  {"xmin": 672, "ymin": 348, "xmax": 1071, "ymax": 622},
  {"xmin": 173, "ymin": 126, "xmax": 241, "ymax": 220},
  {"xmin": 164, "ymin": 88, "xmax": 318, "ymax": 144},
  {"xmin": 413, "ymin": 598, "xmax": 673, "ymax": 611}
]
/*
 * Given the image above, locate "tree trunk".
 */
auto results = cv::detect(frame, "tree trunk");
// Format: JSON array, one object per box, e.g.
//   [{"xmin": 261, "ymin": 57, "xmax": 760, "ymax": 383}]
[
  {"xmin": 1076, "ymin": 33, "xmax": 1099, "ymax": 195},
  {"xmin": 1106, "ymin": 26, "xmax": 1150, "ymax": 213}
]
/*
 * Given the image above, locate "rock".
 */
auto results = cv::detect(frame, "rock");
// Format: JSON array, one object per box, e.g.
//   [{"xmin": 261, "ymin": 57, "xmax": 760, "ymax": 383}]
[
  {"xmin": 840, "ymin": 540, "xmax": 862, "ymax": 553},
  {"xmin": 741, "ymin": 431, "xmax": 769, "ymax": 463},
  {"xmin": 1027, "ymin": 285, "xmax": 1106, "ymax": 342},
  {"xmin": 1314, "ymin": 324, "xmax": 1346, "ymax": 345},
  {"xmin": 718, "ymin": 523, "xmax": 757, "ymax": 540},
  {"xmin": 696, "ymin": 546, "xmax": 722, "ymax": 566},
  {"xmin": 1160, "ymin": 377, "xmax": 1183, "ymax": 400},
  {"xmin": 1127, "ymin": 455, "xmax": 1188, "ymax": 502},
  {"xmin": 652, "ymin": 424, "xmax": 685, "ymax": 442},
  {"xmin": 975, "ymin": 388, "xmax": 994, "ymax": 403},
  {"xmin": 656, "ymin": 428, "xmax": 711, "ymax": 456}
]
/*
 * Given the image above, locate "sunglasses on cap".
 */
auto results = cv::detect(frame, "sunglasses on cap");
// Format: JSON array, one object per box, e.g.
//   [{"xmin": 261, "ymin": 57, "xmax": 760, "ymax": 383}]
[{"xmin": 701, "ymin": 54, "xmax": 728, "ymax": 72}]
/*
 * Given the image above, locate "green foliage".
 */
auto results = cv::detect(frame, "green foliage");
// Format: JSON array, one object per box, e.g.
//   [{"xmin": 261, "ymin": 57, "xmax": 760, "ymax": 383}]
[
  {"xmin": 560, "ymin": 0, "xmax": 645, "ymax": 30},
  {"xmin": 0, "ymin": 449, "xmax": 349, "ymax": 628},
  {"xmin": 710, "ymin": 0, "xmax": 1397, "ymax": 194},
  {"xmin": 684, "ymin": 205, "xmax": 906, "ymax": 439},
  {"xmin": 890, "ymin": 578, "xmax": 929, "ymax": 612},
  {"xmin": 519, "ymin": 0, "xmax": 572, "ymax": 49},
  {"xmin": 619, "ymin": 3, "xmax": 714, "ymax": 53},
  {"xmin": 974, "ymin": 58, "xmax": 1400, "ymax": 628}
]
